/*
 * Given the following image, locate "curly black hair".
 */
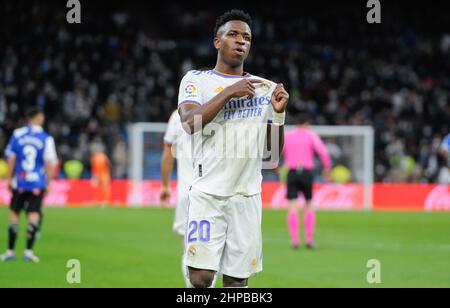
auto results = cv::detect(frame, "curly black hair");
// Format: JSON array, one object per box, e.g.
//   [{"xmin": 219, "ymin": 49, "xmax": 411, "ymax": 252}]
[{"xmin": 213, "ymin": 9, "xmax": 252, "ymax": 37}]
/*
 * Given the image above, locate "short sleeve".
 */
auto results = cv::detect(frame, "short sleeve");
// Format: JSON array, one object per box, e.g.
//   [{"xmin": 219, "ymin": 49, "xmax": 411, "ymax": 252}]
[
  {"xmin": 44, "ymin": 136, "xmax": 58, "ymax": 166},
  {"xmin": 178, "ymin": 71, "xmax": 203, "ymax": 107}
]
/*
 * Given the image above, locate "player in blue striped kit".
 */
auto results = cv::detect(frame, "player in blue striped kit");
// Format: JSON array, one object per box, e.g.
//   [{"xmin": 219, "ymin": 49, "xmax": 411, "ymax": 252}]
[{"xmin": 1, "ymin": 107, "xmax": 58, "ymax": 263}]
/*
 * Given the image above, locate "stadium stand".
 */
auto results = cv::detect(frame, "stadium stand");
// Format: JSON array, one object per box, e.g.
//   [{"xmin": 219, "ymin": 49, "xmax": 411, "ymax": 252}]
[{"xmin": 0, "ymin": 0, "xmax": 449, "ymax": 182}]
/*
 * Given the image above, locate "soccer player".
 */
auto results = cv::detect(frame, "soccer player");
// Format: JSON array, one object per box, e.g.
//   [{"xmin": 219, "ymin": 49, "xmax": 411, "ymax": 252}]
[
  {"xmin": 160, "ymin": 109, "xmax": 195, "ymax": 286},
  {"xmin": 178, "ymin": 10, "xmax": 289, "ymax": 288},
  {"xmin": 0, "ymin": 107, "xmax": 58, "ymax": 262},
  {"xmin": 283, "ymin": 113, "xmax": 331, "ymax": 249},
  {"xmin": 90, "ymin": 149, "xmax": 112, "ymax": 205}
]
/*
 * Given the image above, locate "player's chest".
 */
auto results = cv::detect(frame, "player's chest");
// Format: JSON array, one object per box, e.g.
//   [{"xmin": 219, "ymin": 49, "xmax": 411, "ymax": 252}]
[{"xmin": 201, "ymin": 79, "xmax": 273, "ymax": 123}]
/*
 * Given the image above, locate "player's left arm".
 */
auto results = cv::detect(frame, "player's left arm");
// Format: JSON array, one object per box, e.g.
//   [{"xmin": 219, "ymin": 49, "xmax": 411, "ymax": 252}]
[
  {"xmin": 5, "ymin": 136, "xmax": 17, "ymax": 191},
  {"xmin": 160, "ymin": 143, "xmax": 174, "ymax": 204},
  {"xmin": 44, "ymin": 136, "xmax": 58, "ymax": 186},
  {"xmin": 45, "ymin": 162, "xmax": 56, "ymax": 183},
  {"xmin": 266, "ymin": 83, "xmax": 289, "ymax": 163},
  {"xmin": 312, "ymin": 134, "xmax": 332, "ymax": 179}
]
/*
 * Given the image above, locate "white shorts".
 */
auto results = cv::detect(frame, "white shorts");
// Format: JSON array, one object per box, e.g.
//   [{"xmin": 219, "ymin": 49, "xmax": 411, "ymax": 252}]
[
  {"xmin": 173, "ymin": 187, "xmax": 189, "ymax": 236},
  {"xmin": 184, "ymin": 187, "xmax": 263, "ymax": 279}
]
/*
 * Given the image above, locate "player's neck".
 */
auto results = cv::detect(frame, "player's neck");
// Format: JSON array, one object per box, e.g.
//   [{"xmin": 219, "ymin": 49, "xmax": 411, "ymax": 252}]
[
  {"xmin": 214, "ymin": 62, "xmax": 245, "ymax": 77},
  {"xmin": 28, "ymin": 122, "xmax": 42, "ymax": 129}
]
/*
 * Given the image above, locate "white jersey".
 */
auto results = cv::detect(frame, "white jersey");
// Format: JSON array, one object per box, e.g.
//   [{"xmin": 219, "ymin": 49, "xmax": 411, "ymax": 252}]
[
  {"xmin": 164, "ymin": 110, "xmax": 194, "ymax": 193},
  {"xmin": 177, "ymin": 69, "xmax": 276, "ymax": 197}
]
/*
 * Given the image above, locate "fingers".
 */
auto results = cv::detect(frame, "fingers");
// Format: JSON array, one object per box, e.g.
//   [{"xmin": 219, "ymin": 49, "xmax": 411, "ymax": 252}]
[
  {"xmin": 248, "ymin": 79, "xmax": 264, "ymax": 84},
  {"xmin": 274, "ymin": 90, "xmax": 288, "ymax": 101},
  {"xmin": 276, "ymin": 91, "xmax": 289, "ymax": 101},
  {"xmin": 273, "ymin": 83, "xmax": 289, "ymax": 101},
  {"xmin": 276, "ymin": 94, "xmax": 289, "ymax": 103},
  {"xmin": 246, "ymin": 79, "xmax": 258, "ymax": 88},
  {"xmin": 234, "ymin": 79, "xmax": 286, "ymax": 99},
  {"xmin": 273, "ymin": 87, "xmax": 283, "ymax": 97},
  {"xmin": 246, "ymin": 90, "xmax": 256, "ymax": 99},
  {"xmin": 273, "ymin": 84, "xmax": 283, "ymax": 94},
  {"xmin": 242, "ymin": 79, "xmax": 256, "ymax": 98},
  {"xmin": 273, "ymin": 83, "xmax": 286, "ymax": 93},
  {"xmin": 274, "ymin": 83, "xmax": 288, "ymax": 94},
  {"xmin": 246, "ymin": 81, "xmax": 256, "ymax": 91},
  {"xmin": 160, "ymin": 192, "xmax": 170, "ymax": 203}
]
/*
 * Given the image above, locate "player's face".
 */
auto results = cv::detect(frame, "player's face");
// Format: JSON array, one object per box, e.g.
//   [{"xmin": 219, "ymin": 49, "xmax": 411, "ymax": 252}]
[
  {"xmin": 214, "ymin": 20, "xmax": 252, "ymax": 67},
  {"xmin": 35, "ymin": 113, "xmax": 45, "ymax": 126}
]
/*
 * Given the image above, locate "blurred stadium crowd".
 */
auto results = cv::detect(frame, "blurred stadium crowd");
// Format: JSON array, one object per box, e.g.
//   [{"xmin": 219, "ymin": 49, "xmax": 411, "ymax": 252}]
[{"xmin": 0, "ymin": 0, "xmax": 449, "ymax": 182}]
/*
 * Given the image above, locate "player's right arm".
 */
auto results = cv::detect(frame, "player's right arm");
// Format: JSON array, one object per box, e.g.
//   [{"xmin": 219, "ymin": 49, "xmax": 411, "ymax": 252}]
[
  {"xmin": 160, "ymin": 111, "xmax": 181, "ymax": 204},
  {"xmin": 6, "ymin": 156, "xmax": 16, "ymax": 192},
  {"xmin": 160, "ymin": 143, "xmax": 174, "ymax": 204},
  {"xmin": 178, "ymin": 74, "xmax": 262, "ymax": 134},
  {"xmin": 4, "ymin": 136, "xmax": 17, "ymax": 192}
]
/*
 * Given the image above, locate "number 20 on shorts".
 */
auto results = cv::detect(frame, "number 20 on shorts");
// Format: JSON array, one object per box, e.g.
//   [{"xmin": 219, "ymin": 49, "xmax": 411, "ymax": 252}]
[{"xmin": 188, "ymin": 220, "xmax": 211, "ymax": 243}]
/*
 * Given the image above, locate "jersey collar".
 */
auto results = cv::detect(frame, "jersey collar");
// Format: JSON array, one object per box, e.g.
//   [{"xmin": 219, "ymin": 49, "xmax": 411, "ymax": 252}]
[
  {"xmin": 28, "ymin": 125, "xmax": 43, "ymax": 133},
  {"xmin": 211, "ymin": 69, "xmax": 252, "ymax": 78}
]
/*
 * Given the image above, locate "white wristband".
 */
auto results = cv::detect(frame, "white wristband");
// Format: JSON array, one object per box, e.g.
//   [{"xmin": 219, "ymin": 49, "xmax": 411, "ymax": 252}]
[{"xmin": 272, "ymin": 111, "xmax": 286, "ymax": 126}]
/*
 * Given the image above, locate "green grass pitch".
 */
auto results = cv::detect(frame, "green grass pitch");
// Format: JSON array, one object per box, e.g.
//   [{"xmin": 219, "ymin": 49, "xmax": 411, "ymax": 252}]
[{"xmin": 0, "ymin": 207, "xmax": 449, "ymax": 288}]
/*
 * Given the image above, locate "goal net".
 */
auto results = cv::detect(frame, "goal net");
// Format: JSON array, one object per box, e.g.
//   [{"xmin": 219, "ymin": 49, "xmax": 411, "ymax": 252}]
[{"xmin": 127, "ymin": 123, "xmax": 374, "ymax": 209}]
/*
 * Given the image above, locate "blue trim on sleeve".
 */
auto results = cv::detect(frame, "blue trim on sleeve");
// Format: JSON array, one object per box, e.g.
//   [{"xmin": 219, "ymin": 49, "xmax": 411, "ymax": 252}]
[{"xmin": 178, "ymin": 100, "xmax": 202, "ymax": 107}]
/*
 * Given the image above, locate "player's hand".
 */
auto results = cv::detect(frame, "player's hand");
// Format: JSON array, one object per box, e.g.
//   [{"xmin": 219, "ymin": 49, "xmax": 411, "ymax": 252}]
[
  {"xmin": 270, "ymin": 83, "xmax": 289, "ymax": 113},
  {"xmin": 6, "ymin": 179, "xmax": 13, "ymax": 192},
  {"xmin": 226, "ymin": 79, "xmax": 263, "ymax": 99},
  {"xmin": 322, "ymin": 169, "xmax": 332, "ymax": 182},
  {"xmin": 273, "ymin": 167, "xmax": 280, "ymax": 176},
  {"xmin": 43, "ymin": 183, "xmax": 50, "ymax": 197},
  {"xmin": 160, "ymin": 186, "xmax": 171, "ymax": 206}
]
